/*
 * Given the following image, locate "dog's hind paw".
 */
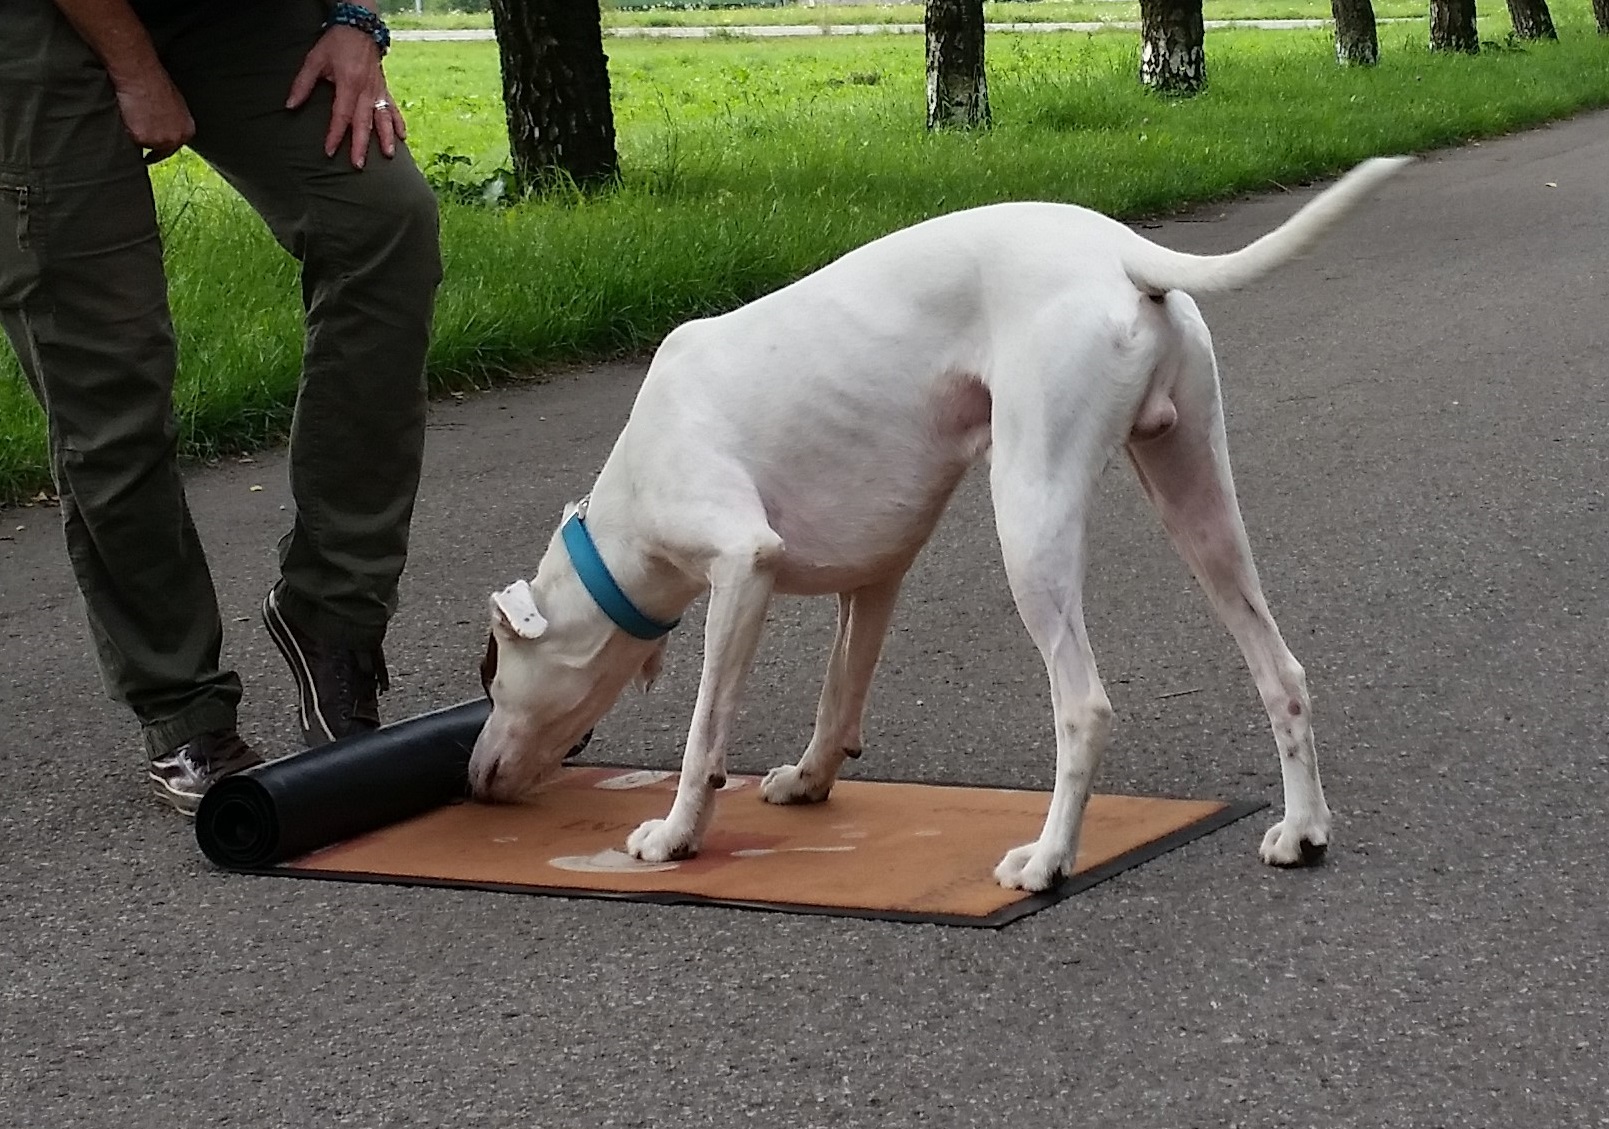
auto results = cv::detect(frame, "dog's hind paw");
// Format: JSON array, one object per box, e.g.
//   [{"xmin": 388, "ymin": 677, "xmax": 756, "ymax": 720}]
[
  {"xmin": 993, "ymin": 842, "xmax": 1072, "ymax": 892},
  {"xmin": 626, "ymin": 819, "xmax": 700, "ymax": 863},
  {"xmin": 1259, "ymin": 817, "xmax": 1330, "ymax": 867},
  {"xmin": 760, "ymin": 763, "xmax": 833, "ymax": 805}
]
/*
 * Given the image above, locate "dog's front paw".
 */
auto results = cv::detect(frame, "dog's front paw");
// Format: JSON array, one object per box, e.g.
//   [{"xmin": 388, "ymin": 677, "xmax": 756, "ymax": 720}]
[
  {"xmin": 760, "ymin": 763, "xmax": 832, "ymax": 805},
  {"xmin": 993, "ymin": 842, "xmax": 1073, "ymax": 892},
  {"xmin": 1259, "ymin": 814, "xmax": 1330, "ymax": 867},
  {"xmin": 626, "ymin": 818, "xmax": 700, "ymax": 863}
]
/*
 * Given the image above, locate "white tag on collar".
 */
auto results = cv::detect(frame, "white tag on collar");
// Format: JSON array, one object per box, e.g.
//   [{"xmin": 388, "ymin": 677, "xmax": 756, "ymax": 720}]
[{"xmin": 492, "ymin": 579, "xmax": 548, "ymax": 640}]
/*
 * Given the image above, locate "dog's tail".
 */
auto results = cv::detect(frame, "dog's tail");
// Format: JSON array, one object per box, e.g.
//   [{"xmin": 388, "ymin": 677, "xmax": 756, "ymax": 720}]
[{"xmin": 1122, "ymin": 156, "xmax": 1412, "ymax": 296}]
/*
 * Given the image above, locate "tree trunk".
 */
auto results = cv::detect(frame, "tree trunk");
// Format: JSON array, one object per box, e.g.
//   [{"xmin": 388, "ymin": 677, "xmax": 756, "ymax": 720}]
[
  {"xmin": 1139, "ymin": 0, "xmax": 1206, "ymax": 95},
  {"xmin": 1595, "ymin": 0, "xmax": 1609, "ymax": 33},
  {"xmin": 1331, "ymin": 0, "xmax": 1380, "ymax": 65},
  {"xmin": 1428, "ymin": 0, "xmax": 1479, "ymax": 52},
  {"xmin": 1505, "ymin": 0, "xmax": 1558, "ymax": 39},
  {"xmin": 925, "ymin": 0, "xmax": 990, "ymax": 130},
  {"xmin": 487, "ymin": 0, "xmax": 619, "ymax": 193}
]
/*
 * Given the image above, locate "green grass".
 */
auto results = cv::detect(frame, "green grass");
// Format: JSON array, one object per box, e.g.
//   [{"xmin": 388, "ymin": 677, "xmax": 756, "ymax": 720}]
[
  {"xmin": 383, "ymin": 0, "xmax": 1537, "ymax": 29},
  {"xmin": 4, "ymin": 13, "xmax": 1609, "ymax": 503},
  {"xmin": 600, "ymin": 0, "xmax": 1477, "ymax": 26}
]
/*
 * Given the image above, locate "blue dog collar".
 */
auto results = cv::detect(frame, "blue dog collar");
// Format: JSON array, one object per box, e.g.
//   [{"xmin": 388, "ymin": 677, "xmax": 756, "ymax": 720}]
[{"xmin": 561, "ymin": 510, "xmax": 679, "ymax": 641}]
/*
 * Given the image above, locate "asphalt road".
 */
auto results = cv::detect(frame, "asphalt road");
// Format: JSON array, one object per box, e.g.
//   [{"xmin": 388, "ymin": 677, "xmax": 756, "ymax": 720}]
[{"xmin": 3, "ymin": 114, "xmax": 1606, "ymax": 1128}]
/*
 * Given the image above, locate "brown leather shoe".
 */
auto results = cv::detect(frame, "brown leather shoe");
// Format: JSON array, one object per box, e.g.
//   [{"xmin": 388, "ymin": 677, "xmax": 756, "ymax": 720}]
[
  {"xmin": 262, "ymin": 587, "xmax": 389, "ymax": 748},
  {"xmin": 148, "ymin": 729, "xmax": 264, "ymax": 817}
]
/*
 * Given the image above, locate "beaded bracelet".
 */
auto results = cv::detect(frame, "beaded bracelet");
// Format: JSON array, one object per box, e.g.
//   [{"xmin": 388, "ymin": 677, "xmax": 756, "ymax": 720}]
[{"xmin": 325, "ymin": 1, "xmax": 392, "ymax": 56}]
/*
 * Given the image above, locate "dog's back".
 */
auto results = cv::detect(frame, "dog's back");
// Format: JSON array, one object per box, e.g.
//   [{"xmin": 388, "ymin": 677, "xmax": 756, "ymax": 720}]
[
  {"xmin": 646, "ymin": 155, "xmax": 1411, "ymax": 402},
  {"xmin": 619, "ymin": 157, "xmax": 1412, "ymax": 594}
]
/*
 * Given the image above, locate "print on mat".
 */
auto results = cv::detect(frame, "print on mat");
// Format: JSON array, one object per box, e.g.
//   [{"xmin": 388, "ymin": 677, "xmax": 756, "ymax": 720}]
[
  {"xmin": 593, "ymin": 769, "xmax": 750, "ymax": 793},
  {"xmin": 548, "ymin": 849, "xmax": 680, "ymax": 874},
  {"xmin": 554, "ymin": 769, "xmax": 858, "ymax": 871},
  {"xmin": 552, "ymin": 768, "xmax": 1118, "ymax": 876}
]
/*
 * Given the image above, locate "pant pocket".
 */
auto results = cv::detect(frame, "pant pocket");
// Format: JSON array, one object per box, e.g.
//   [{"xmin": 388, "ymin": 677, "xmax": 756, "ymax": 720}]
[{"xmin": 0, "ymin": 178, "xmax": 41, "ymax": 308}]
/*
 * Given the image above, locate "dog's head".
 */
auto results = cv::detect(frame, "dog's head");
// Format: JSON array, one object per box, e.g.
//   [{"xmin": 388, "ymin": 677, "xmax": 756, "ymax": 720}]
[{"xmin": 468, "ymin": 536, "xmax": 667, "ymax": 803}]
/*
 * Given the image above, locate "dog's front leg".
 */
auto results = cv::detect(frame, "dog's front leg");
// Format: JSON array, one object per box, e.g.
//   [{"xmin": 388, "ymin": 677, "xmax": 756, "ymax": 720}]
[
  {"xmin": 626, "ymin": 536, "xmax": 783, "ymax": 862},
  {"xmin": 763, "ymin": 574, "xmax": 903, "ymax": 805}
]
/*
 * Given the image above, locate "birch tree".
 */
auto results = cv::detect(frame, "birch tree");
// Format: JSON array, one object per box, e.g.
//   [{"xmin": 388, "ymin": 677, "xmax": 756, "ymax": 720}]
[
  {"xmin": 1140, "ymin": 0, "xmax": 1207, "ymax": 95},
  {"xmin": 925, "ymin": 0, "xmax": 991, "ymax": 129},
  {"xmin": 487, "ymin": 0, "xmax": 619, "ymax": 192}
]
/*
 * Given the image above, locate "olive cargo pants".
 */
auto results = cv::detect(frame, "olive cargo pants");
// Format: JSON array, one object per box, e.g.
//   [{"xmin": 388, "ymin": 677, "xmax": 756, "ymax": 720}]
[{"xmin": 0, "ymin": 0, "xmax": 442, "ymax": 756}]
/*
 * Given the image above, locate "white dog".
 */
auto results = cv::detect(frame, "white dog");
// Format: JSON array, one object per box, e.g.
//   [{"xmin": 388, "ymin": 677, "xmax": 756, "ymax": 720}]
[{"xmin": 470, "ymin": 157, "xmax": 1410, "ymax": 892}]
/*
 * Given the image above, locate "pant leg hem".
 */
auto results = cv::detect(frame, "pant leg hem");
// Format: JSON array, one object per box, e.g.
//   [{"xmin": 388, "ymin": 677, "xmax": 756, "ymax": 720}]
[
  {"xmin": 271, "ymin": 580, "xmax": 388, "ymax": 650},
  {"xmin": 142, "ymin": 699, "xmax": 238, "ymax": 759}
]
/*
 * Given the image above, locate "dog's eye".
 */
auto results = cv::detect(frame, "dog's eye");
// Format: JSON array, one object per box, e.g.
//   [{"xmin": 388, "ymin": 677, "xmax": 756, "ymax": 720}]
[{"xmin": 479, "ymin": 633, "xmax": 498, "ymax": 696}]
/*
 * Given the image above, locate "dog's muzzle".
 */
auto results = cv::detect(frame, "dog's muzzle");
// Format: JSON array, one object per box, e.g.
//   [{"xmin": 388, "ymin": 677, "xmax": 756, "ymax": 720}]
[{"xmin": 480, "ymin": 632, "xmax": 593, "ymax": 760}]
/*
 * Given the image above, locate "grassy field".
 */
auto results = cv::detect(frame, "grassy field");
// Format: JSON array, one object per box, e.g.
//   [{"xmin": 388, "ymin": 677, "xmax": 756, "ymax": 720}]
[
  {"xmin": 386, "ymin": 1, "xmax": 1530, "ymax": 29},
  {"xmin": 3, "ymin": 12, "xmax": 1608, "ymax": 503}
]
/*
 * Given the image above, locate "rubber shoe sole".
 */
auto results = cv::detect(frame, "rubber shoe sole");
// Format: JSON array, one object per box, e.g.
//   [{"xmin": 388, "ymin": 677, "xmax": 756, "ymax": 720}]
[{"xmin": 149, "ymin": 771, "xmax": 207, "ymax": 818}]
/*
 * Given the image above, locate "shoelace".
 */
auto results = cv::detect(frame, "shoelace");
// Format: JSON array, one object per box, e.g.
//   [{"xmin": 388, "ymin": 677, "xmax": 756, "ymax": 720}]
[
  {"xmin": 318, "ymin": 643, "xmax": 390, "ymax": 717},
  {"xmin": 195, "ymin": 729, "xmax": 257, "ymax": 770}
]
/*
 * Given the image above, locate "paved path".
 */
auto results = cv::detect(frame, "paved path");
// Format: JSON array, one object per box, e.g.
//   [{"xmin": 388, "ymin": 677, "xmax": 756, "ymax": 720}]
[{"xmin": 2, "ymin": 115, "xmax": 1606, "ymax": 1127}]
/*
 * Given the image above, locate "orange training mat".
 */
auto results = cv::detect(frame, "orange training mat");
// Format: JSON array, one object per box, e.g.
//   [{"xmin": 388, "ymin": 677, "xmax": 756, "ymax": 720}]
[{"xmin": 275, "ymin": 766, "xmax": 1264, "ymax": 927}]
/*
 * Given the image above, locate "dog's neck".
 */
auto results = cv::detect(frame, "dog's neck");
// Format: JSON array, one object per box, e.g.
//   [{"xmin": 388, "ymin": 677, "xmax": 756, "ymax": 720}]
[{"xmin": 566, "ymin": 474, "xmax": 705, "ymax": 632}]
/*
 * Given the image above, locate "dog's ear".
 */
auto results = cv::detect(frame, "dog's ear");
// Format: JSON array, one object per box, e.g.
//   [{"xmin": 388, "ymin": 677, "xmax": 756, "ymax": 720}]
[
  {"xmin": 479, "ymin": 632, "xmax": 498, "ymax": 697},
  {"xmin": 635, "ymin": 638, "xmax": 668, "ymax": 693},
  {"xmin": 490, "ymin": 579, "xmax": 548, "ymax": 640}
]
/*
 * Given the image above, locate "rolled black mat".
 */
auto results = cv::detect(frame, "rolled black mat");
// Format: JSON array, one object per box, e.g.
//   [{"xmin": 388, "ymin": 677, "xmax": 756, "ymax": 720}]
[{"xmin": 195, "ymin": 698, "xmax": 490, "ymax": 869}]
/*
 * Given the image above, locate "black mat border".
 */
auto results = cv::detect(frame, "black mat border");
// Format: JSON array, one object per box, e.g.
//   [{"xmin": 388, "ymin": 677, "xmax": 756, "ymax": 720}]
[{"xmin": 244, "ymin": 790, "xmax": 1269, "ymax": 930}]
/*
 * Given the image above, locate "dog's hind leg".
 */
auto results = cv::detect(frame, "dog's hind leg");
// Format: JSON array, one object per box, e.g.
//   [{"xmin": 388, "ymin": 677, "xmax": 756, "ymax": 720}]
[
  {"xmin": 1126, "ymin": 295, "xmax": 1331, "ymax": 866},
  {"xmin": 990, "ymin": 468, "xmax": 1113, "ymax": 892},
  {"xmin": 988, "ymin": 304, "xmax": 1152, "ymax": 892},
  {"xmin": 626, "ymin": 524, "xmax": 785, "ymax": 863},
  {"xmin": 761, "ymin": 573, "xmax": 904, "ymax": 805}
]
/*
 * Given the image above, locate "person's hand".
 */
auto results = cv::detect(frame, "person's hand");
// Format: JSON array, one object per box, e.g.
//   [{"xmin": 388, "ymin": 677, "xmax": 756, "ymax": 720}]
[
  {"xmin": 113, "ymin": 65, "xmax": 195, "ymax": 163},
  {"xmin": 285, "ymin": 25, "xmax": 406, "ymax": 169}
]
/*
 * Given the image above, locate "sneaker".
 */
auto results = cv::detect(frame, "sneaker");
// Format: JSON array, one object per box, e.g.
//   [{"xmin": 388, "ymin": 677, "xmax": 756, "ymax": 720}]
[
  {"xmin": 262, "ymin": 587, "xmax": 389, "ymax": 747},
  {"xmin": 149, "ymin": 729, "xmax": 264, "ymax": 817}
]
